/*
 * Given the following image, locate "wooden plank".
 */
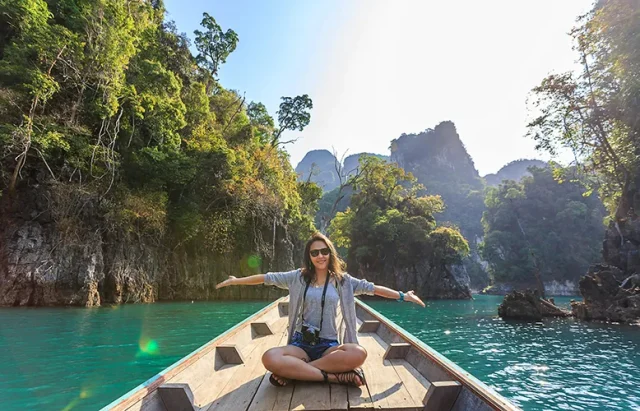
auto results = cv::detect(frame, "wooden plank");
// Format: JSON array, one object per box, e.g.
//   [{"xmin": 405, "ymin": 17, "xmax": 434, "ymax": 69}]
[
  {"xmin": 166, "ymin": 349, "xmax": 216, "ymax": 394},
  {"xmin": 346, "ymin": 382, "xmax": 373, "ymax": 409},
  {"xmin": 124, "ymin": 391, "xmax": 166, "ymax": 411},
  {"xmin": 424, "ymin": 381, "xmax": 462, "ymax": 411},
  {"xmin": 247, "ymin": 331, "xmax": 294, "ymax": 411},
  {"xmin": 217, "ymin": 344, "xmax": 245, "ymax": 365},
  {"xmin": 330, "ymin": 383, "xmax": 348, "ymax": 411},
  {"xmin": 352, "ymin": 334, "xmax": 423, "ymax": 410},
  {"xmin": 289, "ymin": 381, "xmax": 331, "ymax": 410},
  {"xmin": 357, "ymin": 320, "xmax": 380, "ymax": 333},
  {"xmin": 205, "ymin": 332, "xmax": 282, "ymax": 411},
  {"xmin": 192, "ymin": 336, "xmax": 269, "ymax": 408},
  {"xmin": 247, "ymin": 373, "xmax": 295, "ymax": 411},
  {"xmin": 451, "ymin": 387, "xmax": 494, "ymax": 411},
  {"xmin": 157, "ymin": 384, "xmax": 197, "ymax": 411},
  {"xmin": 406, "ymin": 348, "xmax": 453, "ymax": 383},
  {"xmin": 388, "ymin": 359, "xmax": 431, "ymax": 406},
  {"xmin": 384, "ymin": 343, "xmax": 411, "ymax": 360}
]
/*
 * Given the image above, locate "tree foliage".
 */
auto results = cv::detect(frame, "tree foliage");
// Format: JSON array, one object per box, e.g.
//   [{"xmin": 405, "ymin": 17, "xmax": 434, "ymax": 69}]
[
  {"xmin": 329, "ymin": 156, "xmax": 469, "ymax": 271},
  {"xmin": 480, "ymin": 166, "xmax": 606, "ymax": 285},
  {"xmin": 526, "ymin": 0, "xmax": 640, "ymax": 219},
  {"xmin": 194, "ymin": 12, "xmax": 238, "ymax": 77},
  {"xmin": 0, "ymin": 1, "xmax": 317, "ymax": 265},
  {"xmin": 272, "ymin": 94, "xmax": 313, "ymax": 146}
]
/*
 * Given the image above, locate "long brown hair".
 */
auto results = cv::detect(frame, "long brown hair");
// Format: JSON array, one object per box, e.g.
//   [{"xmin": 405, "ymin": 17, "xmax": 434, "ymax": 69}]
[{"xmin": 301, "ymin": 232, "xmax": 345, "ymax": 284}]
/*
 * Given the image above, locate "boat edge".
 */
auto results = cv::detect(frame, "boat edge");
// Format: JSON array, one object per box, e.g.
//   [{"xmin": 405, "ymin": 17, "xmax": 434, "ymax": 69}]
[
  {"xmin": 98, "ymin": 297, "xmax": 286, "ymax": 411},
  {"xmin": 355, "ymin": 298, "xmax": 521, "ymax": 411}
]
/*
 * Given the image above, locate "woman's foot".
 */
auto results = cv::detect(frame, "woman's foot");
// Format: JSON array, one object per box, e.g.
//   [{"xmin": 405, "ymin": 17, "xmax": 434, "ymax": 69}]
[
  {"xmin": 269, "ymin": 373, "xmax": 291, "ymax": 387},
  {"xmin": 327, "ymin": 368, "xmax": 366, "ymax": 386}
]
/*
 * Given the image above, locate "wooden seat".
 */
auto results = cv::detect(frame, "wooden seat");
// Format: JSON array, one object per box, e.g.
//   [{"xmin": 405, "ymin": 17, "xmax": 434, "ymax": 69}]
[
  {"xmin": 351, "ymin": 333, "xmax": 429, "ymax": 410},
  {"xmin": 157, "ymin": 384, "xmax": 197, "ymax": 411}
]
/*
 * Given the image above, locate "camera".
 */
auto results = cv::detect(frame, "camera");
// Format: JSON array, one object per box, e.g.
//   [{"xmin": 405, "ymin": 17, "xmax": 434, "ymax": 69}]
[{"xmin": 301, "ymin": 324, "xmax": 320, "ymax": 345}]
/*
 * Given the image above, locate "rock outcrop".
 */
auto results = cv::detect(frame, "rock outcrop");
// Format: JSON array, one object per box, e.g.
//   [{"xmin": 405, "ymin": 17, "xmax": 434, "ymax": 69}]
[
  {"xmin": 294, "ymin": 150, "xmax": 340, "ymax": 191},
  {"xmin": 356, "ymin": 260, "xmax": 472, "ymax": 300},
  {"xmin": 498, "ymin": 290, "xmax": 571, "ymax": 321},
  {"xmin": 0, "ymin": 185, "xmax": 291, "ymax": 307},
  {"xmin": 571, "ymin": 264, "xmax": 640, "ymax": 324},
  {"xmin": 603, "ymin": 217, "xmax": 640, "ymax": 277},
  {"xmin": 390, "ymin": 122, "xmax": 488, "ymax": 290}
]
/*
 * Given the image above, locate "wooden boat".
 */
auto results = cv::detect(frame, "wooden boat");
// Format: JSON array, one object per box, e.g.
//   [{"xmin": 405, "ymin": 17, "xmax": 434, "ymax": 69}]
[{"xmin": 101, "ymin": 297, "xmax": 521, "ymax": 411}]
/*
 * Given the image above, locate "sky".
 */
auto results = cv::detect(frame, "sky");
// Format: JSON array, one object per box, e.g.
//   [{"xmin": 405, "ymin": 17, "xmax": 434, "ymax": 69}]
[{"xmin": 164, "ymin": 0, "xmax": 595, "ymax": 176}]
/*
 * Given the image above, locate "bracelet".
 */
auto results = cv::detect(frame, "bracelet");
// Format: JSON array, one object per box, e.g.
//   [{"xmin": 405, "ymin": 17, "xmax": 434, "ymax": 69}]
[{"xmin": 397, "ymin": 291, "xmax": 404, "ymax": 302}]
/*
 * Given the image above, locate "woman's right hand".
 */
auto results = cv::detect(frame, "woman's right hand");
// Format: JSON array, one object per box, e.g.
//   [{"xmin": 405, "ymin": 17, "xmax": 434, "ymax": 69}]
[{"xmin": 216, "ymin": 276, "xmax": 237, "ymax": 289}]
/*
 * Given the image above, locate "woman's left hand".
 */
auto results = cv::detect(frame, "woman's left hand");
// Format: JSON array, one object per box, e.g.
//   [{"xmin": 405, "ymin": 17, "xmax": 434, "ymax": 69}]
[{"xmin": 405, "ymin": 290, "xmax": 425, "ymax": 307}]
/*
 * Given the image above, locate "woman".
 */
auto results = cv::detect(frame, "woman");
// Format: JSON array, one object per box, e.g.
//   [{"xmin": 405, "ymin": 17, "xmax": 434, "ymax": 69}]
[{"xmin": 215, "ymin": 232, "xmax": 425, "ymax": 387}]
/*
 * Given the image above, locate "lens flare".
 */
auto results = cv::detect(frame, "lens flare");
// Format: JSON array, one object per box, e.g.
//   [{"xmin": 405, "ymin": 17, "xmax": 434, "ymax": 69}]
[
  {"xmin": 138, "ymin": 338, "xmax": 159, "ymax": 356},
  {"xmin": 247, "ymin": 255, "xmax": 261, "ymax": 269},
  {"xmin": 61, "ymin": 387, "xmax": 93, "ymax": 411}
]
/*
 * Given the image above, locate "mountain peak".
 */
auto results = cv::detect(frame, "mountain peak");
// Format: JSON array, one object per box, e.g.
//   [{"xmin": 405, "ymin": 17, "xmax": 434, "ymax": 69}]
[{"xmin": 483, "ymin": 159, "xmax": 548, "ymax": 186}]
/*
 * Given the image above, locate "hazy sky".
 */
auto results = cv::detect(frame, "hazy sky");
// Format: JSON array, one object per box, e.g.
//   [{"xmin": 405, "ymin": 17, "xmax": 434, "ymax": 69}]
[{"xmin": 164, "ymin": 0, "xmax": 594, "ymax": 175}]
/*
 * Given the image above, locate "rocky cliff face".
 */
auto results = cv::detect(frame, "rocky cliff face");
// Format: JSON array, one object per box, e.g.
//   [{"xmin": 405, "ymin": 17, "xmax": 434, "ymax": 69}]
[
  {"xmin": 343, "ymin": 153, "xmax": 389, "ymax": 177},
  {"xmin": 294, "ymin": 150, "xmax": 340, "ymax": 191},
  {"xmin": 603, "ymin": 216, "xmax": 640, "ymax": 277},
  {"xmin": 354, "ymin": 260, "xmax": 472, "ymax": 300},
  {"xmin": 295, "ymin": 151, "xmax": 390, "ymax": 192},
  {"xmin": 0, "ymin": 185, "xmax": 291, "ymax": 307},
  {"xmin": 571, "ymin": 264, "xmax": 640, "ymax": 324},
  {"xmin": 389, "ymin": 121, "xmax": 488, "ymax": 289},
  {"xmin": 573, "ymin": 167, "xmax": 640, "ymax": 324}
]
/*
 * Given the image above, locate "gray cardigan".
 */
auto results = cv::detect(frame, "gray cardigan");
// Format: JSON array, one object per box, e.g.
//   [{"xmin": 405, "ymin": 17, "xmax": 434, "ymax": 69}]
[{"xmin": 264, "ymin": 269, "xmax": 375, "ymax": 345}]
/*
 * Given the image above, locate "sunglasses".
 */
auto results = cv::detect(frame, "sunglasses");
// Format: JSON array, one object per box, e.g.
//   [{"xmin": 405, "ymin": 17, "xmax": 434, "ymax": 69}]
[{"xmin": 310, "ymin": 247, "xmax": 331, "ymax": 257}]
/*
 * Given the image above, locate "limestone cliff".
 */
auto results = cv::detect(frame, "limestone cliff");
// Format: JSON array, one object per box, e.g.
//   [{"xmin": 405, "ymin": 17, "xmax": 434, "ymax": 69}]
[
  {"xmin": 390, "ymin": 121, "xmax": 488, "ymax": 289},
  {"xmin": 354, "ymin": 260, "xmax": 472, "ymax": 300},
  {"xmin": 294, "ymin": 150, "xmax": 340, "ymax": 191},
  {"xmin": 0, "ymin": 185, "xmax": 291, "ymax": 307}
]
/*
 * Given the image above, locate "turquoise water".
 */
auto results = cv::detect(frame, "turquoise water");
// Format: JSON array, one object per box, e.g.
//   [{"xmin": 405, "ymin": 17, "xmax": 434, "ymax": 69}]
[
  {"xmin": 367, "ymin": 296, "xmax": 640, "ymax": 411},
  {"xmin": 0, "ymin": 301, "xmax": 269, "ymax": 410},
  {"xmin": 0, "ymin": 296, "xmax": 638, "ymax": 410}
]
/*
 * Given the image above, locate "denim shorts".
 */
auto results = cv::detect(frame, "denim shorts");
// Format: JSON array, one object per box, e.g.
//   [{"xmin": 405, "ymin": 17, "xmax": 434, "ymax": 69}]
[{"xmin": 290, "ymin": 331, "xmax": 340, "ymax": 361}]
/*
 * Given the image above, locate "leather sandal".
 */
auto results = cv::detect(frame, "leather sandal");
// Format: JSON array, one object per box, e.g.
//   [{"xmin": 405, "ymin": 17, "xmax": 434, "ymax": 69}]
[
  {"xmin": 333, "ymin": 368, "xmax": 366, "ymax": 387},
  {"xmin": 269, "ymin": 373, "xmax": 290, "ymax": 387}
]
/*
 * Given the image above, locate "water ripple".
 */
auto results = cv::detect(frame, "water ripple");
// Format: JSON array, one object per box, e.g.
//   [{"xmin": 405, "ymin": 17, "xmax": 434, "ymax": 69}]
[{"xmin": 367, "ymin": 295, "xmax": 640, "ymax": 411}]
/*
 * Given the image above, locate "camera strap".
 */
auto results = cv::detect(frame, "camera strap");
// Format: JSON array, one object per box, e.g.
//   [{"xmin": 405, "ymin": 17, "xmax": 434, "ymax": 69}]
[{"xmin": 302, "ymin": 274, "xmax": 330, "ymax": 333}]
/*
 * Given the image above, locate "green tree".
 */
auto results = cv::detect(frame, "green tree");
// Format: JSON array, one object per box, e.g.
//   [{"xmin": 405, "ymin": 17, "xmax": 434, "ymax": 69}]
[
  {"xmin": 272, "ymin": 94, "xmax": 313, "ymax": 146},
  {"xmin": 194, "ymin": 12, "xmax": 238, "ymax": 77},
  {"xmin": 480, "ymin": 166, "xmax": 606, "ymax": 286},
  {"xmin": 0, "ymin": 1, "xmax": 317, "ymax": 284},
  {"xmin": 329, "ymin": 157, "xmax": 469, "ymax": 272},
  {"xmin": 526, "ymin": 0, "xmax": 640, "ymax": 219}
]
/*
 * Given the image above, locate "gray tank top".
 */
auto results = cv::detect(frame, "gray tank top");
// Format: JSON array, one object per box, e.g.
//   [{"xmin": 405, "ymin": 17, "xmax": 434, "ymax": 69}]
[{"xmin": 295, "ymin": 280, "xmax": 340, "ymax": 340}]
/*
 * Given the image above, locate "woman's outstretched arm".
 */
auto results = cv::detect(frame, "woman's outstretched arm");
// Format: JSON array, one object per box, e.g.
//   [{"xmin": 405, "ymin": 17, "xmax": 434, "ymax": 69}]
[
  {"xmin": 216, "ymin": 274, "xmax": 266, "ymax": 289},
  {"xmin": 373, "ymin": 285, "xmax": 426, "ymax": 307}
]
